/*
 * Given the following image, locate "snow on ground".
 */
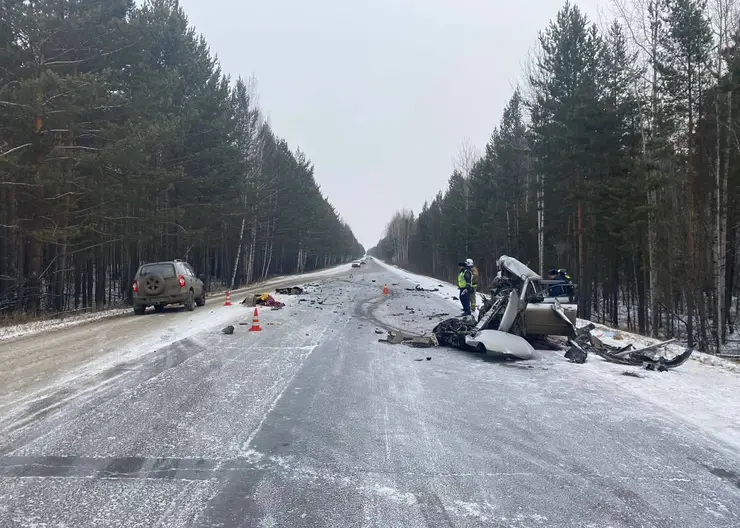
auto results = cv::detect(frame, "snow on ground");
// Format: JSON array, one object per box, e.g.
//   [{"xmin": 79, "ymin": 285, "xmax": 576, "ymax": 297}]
[
  {"xmin": 0, "ymin": 263, "xmax": 353, "ymax": 343},
  {"xmin": 379, "ymin": 260, "xmax": 740, "ymax": 451},
  {"xmin": 291, "ymin": 262, "xmax": 355, "ymax": 281},
  {"xmin": 373, "ymin": 259, "xmax": 462, "ymax": 307},
  {"xmin": 0, "ymin": 281, "xmax": 330, "ymax": 430},
  {"xmin": 578, "ymin": 319, "xmax": 740, "ymax": 375},
  {"xmin": 0, "ymin": 308, "xmax": 132, "ymax": 342}
]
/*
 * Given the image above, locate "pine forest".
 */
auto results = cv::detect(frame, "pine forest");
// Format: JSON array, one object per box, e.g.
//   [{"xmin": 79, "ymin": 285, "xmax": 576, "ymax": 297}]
[
  {"xmin": 370, "ymin": 0, "xmax": 740, "ymax": 354},
  {"xmin": 0, "ymin": 0, "xmax": 364, "ymax": 317}
]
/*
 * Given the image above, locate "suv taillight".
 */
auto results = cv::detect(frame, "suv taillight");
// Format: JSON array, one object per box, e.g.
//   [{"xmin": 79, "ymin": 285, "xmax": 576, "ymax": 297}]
[
  {"xmin": 178, "ymin": 275, "xmax": 186, "ymax": 288},
  {"xmin": 132, "ymin": 280, "xmax": 138, "ymax": 293}
]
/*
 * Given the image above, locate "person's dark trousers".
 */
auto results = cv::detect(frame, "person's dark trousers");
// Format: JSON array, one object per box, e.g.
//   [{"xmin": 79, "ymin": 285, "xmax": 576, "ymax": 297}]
[{"xmin": 459, "ymin": 288, "xmax": 471, "ymax": 315}]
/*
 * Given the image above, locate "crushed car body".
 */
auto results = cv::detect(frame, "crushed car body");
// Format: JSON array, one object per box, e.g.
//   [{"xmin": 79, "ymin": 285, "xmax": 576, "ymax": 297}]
[{"xmin": 433, "ymin": 255, "xmax": 578, "ymax": 359}]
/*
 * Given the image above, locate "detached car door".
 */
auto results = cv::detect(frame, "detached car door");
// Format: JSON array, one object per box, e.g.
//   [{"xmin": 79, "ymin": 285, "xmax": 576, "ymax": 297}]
[{"xmin": 524, "ymin": 280, "xmax": 576, "ymax": 337}]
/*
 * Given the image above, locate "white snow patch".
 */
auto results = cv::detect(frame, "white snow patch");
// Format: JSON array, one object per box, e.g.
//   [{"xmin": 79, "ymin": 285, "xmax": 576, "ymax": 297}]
[
  {"xmin": 354, "ymin": 483, "xmax": 417, "ymax": 506},
  {"xmin": 449, "ymin": 500, "xmax": 490, "ymax": 521},
  {"xmin": 576, "ymin": 320, "xmax": 740, "ymax": 450},
  {"xmin": 0, "ymin": 308, "xmax": 131, "ymax": 341}
]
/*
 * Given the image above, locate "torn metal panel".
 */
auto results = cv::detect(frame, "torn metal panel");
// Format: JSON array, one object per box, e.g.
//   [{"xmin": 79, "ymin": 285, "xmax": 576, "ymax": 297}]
[
  {"xmin": 578, "ymin": 330, "xmax": 693, "ymax": 370},
  {"xmin": 496, "ymin": 255, "xmax": 542, "ymax": 281}
]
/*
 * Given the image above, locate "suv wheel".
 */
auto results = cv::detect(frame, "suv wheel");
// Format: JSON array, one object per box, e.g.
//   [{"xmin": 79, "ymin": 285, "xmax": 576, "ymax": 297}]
[
  {"xmin": 134, "ymin": 305, "xmax": 146, "ymax": 315},
  {"xmin": 195, "ymin": 291, "xmax": 206, "ymax": 307},
  {"xmin": 184, "ymin": 290, "xmax": 195, "ymax": 312}
]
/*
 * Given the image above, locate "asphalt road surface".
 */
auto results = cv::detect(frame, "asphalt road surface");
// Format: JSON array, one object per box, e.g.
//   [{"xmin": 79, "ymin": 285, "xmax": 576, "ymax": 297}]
[{"xmin": 1, "ymin": 260, "xmax": 739, "ymax": 527}]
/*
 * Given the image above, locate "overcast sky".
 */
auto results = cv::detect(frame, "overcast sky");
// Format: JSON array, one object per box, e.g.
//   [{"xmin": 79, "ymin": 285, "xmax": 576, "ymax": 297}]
[{"xmin": 176, "ymin": 0, "xmax": 605, "ymax": 249}]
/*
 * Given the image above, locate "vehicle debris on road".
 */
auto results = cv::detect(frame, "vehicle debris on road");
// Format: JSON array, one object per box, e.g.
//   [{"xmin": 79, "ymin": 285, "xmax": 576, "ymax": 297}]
[
  {"xmin": 378, "ymin": 330, "xmax": 438, "ymax": 348},
  {"xmin": 572, "ymin": 329, "xmax": 694, "ymax": 371},
  {"xmin": 432, "ymin": 256, "xmax": 577, "ymax": 359},
  {"xmin": 242, "ymin": 293, "xmax": 286, "ymax": 308},
  {"xmin": 405, "ymin": 284, "xmax": 440, "ymax": 292},
  {"xmin": 222, "ymin": 325, "xmax": 235, "ymax": 335},
  {"xmin": 275, "ymin": 286, "xmax": 304, "ymax": 295}
]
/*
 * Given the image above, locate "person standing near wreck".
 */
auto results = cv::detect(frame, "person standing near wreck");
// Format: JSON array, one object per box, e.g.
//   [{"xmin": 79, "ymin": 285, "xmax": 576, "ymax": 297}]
[
  {"xmin": 457, "ymin": 261, "xmax": 473, "ymax": 316},
  {"xmin": 466, "ymin": 258, "xmax": 479, "ymax": 312}
]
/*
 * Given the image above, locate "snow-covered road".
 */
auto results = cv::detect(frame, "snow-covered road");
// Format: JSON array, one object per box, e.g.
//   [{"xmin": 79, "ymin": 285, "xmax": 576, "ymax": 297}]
[{"xmin": 1, "ymin": 260, "xmax": 739, "ymax": 527}]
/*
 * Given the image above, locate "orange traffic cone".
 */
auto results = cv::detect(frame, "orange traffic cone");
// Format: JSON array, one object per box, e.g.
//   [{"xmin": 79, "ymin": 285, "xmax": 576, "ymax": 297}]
[
  {"xmin": 382, "ymin": 284, "xmax": 389, "ymax": 296},
  {"xmin": 224, "ymin": 291, "xmax": 232, "ymax": 306},
  {"xmin": 249, "ymin": 307, "xmax": 262, "ymax": 332}
]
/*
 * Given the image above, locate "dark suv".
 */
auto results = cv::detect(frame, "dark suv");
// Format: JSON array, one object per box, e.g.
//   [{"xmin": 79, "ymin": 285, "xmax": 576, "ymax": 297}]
[{"xmin": 132, "ymin": 260, "xmax": 206, "ymax": 315}]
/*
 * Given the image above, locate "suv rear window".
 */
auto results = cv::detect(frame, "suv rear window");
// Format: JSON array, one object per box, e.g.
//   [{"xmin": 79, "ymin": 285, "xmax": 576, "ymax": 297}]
[{"xmin": 139, "ymin": 263, "xmax": 176, "ymax": 278}]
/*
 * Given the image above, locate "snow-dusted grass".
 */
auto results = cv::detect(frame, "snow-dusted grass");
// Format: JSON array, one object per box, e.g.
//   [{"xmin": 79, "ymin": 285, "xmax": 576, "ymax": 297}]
[{"xmin": 0, "ymin": 308, "xmax": 132, "ymax": 342}]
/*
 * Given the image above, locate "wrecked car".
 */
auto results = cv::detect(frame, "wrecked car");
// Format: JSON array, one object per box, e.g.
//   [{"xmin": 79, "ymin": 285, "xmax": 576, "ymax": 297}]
[{"xmin": 433, "ymin": 255, "xmax": 578, "ymax": 359}]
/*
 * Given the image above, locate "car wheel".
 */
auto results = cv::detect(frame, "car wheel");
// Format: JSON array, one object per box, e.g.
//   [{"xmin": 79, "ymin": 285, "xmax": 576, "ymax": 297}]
[
  {"xmin": 184, "ymin": 290, "xmax": 195, "ymax": 311},
  {"xmin": 155, "ymin": 305, "xmax": 165, "ymax": 313},
  {"xmin": 476, "ymin": 343, "xmax": 487, "ymax": 354},
  {"xmin": 195, "ymin": 291, "xmax": 206, "ymax": 307},
  {"xmin": 134, "ymin": 305, "xmax": 146, "ymax": 315}
]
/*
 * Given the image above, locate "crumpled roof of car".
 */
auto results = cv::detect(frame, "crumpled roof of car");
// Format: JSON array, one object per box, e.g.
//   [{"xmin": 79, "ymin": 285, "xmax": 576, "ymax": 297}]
[{"xmin": 496, "ymin": 255, "xmax": 542, "ymax": 281}]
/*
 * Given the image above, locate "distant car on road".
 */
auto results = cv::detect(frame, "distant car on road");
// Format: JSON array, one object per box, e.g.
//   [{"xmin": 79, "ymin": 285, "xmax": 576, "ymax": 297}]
[
  {"xmin": 352, "ymin": 261, "xmax": 361, "ymax": 268},
  {"xmin": 360, "ymin": 258, "xmax": 367, "ymax": 265},
  {"xmin": 132, "ymin": 260, "xmax": 205, "ymax": 315}
]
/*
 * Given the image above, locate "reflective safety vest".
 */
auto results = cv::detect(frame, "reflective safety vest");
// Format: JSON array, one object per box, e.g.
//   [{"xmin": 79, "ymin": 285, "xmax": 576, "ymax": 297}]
[
  {"xmin": 458, "ymin": 270, "xmax": 469, "ymax": 288},
  {"xmin": 471, "ymin": 269, "xmax": 479, "ymax": 289}
]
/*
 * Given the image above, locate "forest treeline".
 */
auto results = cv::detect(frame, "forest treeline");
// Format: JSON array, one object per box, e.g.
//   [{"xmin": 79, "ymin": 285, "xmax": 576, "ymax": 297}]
[
  {"xmin": 0, "ymin": 0, "xmax": 363, "ymax": 316},
  {"xmin": 370, "ymin": 0, "xmax": 740, "ymax": 353}
]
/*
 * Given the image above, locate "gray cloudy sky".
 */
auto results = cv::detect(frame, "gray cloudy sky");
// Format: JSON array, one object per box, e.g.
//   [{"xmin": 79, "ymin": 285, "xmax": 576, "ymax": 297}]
[{"xmin": 177, "ymin": 0, "xmax": 605, "ymax": 249}]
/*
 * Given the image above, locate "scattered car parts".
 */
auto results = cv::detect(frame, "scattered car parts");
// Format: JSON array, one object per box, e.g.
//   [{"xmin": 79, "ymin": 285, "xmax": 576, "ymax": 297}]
[
  {"xmin": 433, "ymin": 255, "xmax": 578, "ymax": 358},
  {"xmin": 572, "ymin": 330, "xmax": 694, "ymax": 371},
  {"xmin": 275, "ymin": 286, "xmax": 304, "ymax": 295},
  {"xmin": 406, "ymin": 285, "xmax": 440, "ymax": 292}
]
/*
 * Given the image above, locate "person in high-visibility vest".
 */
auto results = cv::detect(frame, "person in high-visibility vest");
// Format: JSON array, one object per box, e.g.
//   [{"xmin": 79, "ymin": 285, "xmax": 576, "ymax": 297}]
[
  {"xmin": 457, "ymin": 260, "xmax": 473, "ymax": 316},
  {"xmin": 466, "ymin": 258, "xmax": 479, "ymax": 311}
]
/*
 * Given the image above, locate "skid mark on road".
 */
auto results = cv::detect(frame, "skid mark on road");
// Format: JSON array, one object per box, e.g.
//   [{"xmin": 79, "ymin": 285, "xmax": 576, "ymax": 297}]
[{"xmin": 238, "ymin": 316, "xmax": 338, "ymax": 455}]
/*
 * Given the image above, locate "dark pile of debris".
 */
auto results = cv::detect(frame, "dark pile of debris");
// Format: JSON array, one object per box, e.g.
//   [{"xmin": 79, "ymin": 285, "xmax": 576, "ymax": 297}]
[
  {"xmin": 276, "ymin": 286, "xmax": 304, "ymax": 295},
  {"xmin": 569, "ymin": 324, "xmax": 694, "ymax": 371}
]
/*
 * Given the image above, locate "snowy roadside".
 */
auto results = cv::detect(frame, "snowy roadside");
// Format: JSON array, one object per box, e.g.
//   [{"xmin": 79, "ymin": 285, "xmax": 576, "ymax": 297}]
[
  {"xmin": 378, "ymin": 260, "xmax": 740, "ymax": 451},
  {"xmin": 0, "ymin": 263, "xmax": 355, "ymax": 342},
  {"xmin": 373, "ymin": 259, "xmax": 462, "ymax": 307},
  {"xmin": 578, "ymin": 319, "xmax": 740, "ymax": 375}
]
